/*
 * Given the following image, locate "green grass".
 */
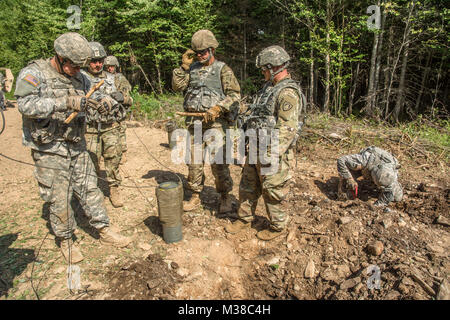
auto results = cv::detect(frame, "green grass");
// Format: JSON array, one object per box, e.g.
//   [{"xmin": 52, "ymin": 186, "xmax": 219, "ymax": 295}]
[
  {"xmin": 399, "ymin": 117, "xmax": 450, "ymax": 149},
  {"xmin": 130, "ymin": 88, "xmax": 184, "ymax": 127}
]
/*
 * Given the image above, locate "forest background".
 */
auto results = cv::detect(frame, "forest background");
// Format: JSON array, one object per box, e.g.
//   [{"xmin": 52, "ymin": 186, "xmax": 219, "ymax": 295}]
[{"xmin": 0, "ymin": 0, "xmax": 448, "ymax": 125}]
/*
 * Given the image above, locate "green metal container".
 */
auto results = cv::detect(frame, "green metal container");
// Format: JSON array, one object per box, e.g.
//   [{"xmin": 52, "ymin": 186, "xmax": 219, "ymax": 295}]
[
  {"xmin": 156, "ymin": 181, "xmax": 183, "ymax": 243},
  {"xmin": 165, "ymin": 120, "xmax": 177, "ymax": 149}
]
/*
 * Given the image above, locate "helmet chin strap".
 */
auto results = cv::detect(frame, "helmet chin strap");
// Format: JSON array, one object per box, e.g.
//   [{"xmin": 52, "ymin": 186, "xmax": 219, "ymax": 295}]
[
  {"xmin": 200, "ymin": 48, "xmax": 213, "ymax": 64},
  {"xmin": 56, "ymin": 55, "xmax": 71, "ymax": 78},
  {"xmin": 268, "ymin": 61, "xmax": 290, "ymax": 81}
]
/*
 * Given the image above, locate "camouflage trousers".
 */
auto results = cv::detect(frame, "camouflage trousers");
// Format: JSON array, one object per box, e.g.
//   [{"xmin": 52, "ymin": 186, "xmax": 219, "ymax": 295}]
[
  {"xmin": 238, "ymin": 149, "xmax": 294, "ymax": 231},
  {"xmin": 186, "ymin": 125, "xmax": 233, "ymax": 195},
  {"xmin": 86, "ymin": 124, "xmax": 122, "ymax": 187},
  {"xmin": 118, "ymin": 121, "xmax": 127, "ymax": 153},
  {"xmin": 31, "ymin": 149, "xmax": 110, "ymax": 239}
]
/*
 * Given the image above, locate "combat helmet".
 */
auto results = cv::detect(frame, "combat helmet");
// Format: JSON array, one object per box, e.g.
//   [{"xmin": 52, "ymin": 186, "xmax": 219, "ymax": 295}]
[
  {"xmin": 89, "ymin": 42, "xmax": 107, "ymax": 59},
  {"xmin": 256, "ymin": 45, "xmax": 290, "ymax": 69},
  {"xmin": 104, "ymin": 56, "xmax": 120, "ymax": 67},
  {"xmin": 54, "ymin": 32, "xmax": 92, "ymax": 67},
  {"xmin": 256, "ymin": 45, "xmax": 290, "ymax": 80},
  {"xmin": 191, "ymin": 30, "xmax": 219, "ymax": 51}
]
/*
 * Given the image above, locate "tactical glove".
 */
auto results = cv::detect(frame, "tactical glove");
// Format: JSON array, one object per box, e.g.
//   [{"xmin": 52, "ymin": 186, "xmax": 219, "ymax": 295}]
[
  {"xmin": 204, "ymin": 105, "xmax": 222, "ymax": 123},
  {"xmin": 181, "ymin": 49, "xmax": 195, "ymax": 71},
  {"xmin": 123, "ymin": 94, "xmax": 133, "ymax": 106},
  {"xmin": 66, "ymin": 95, "xmax": 86, "ymax": 112},
  {"xmin": 97, "ymin": 97, "xmax": 113, "ymax": 115}
]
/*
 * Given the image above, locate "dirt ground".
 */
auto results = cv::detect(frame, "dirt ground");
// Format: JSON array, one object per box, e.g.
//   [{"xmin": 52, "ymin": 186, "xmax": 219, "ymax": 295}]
[{"xmin": 0, "ymin": 106, "xmax": 448, "ymax": 300}]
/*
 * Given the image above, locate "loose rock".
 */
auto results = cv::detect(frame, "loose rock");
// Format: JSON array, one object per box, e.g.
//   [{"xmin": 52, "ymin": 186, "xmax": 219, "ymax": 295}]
[
  {"xmin": 338, "ymin": 216, "xmax": 353, "ymax": 225},
  {"xmin": 304, "ymin": 260, "xmax": 316, "ymax": 279},
  {"xmin": 367, "ymin": 241, "xmax": 384, "ymax": 256},
  {"xmin": 340, "ymin": 277, "xmax": 361, "ymax": 290}
]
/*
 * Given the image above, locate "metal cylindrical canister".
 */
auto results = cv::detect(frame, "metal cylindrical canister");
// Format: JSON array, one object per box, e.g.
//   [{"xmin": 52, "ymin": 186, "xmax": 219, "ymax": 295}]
[
  {"xmin": 165, "ymin": 120, "xmax": 177, "ymax": 149},
  {"xmin": 156, "ymin": 181, "xmax": 183, "ymax": 243}
]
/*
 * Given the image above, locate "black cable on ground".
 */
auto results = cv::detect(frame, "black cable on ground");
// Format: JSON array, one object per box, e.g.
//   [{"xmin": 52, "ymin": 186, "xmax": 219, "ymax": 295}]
[{"xmin": 0, "ymin": 107, "xmax": 5, "ymax": 135}]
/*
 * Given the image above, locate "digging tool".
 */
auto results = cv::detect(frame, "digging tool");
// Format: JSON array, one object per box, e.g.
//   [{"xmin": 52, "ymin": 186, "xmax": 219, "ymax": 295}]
[{"xmin": 64, "ymin": 79, "xmax": 104, "ymax": 124}]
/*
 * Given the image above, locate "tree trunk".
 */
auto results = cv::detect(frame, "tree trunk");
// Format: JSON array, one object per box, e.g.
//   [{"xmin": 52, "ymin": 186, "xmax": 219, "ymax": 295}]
[
  {"xmin": 349, "ymin": 62, "xmax": 360, "ymax": 116},
  {"xmin": 415, "ymin": 51, "xmax": 432, "ymax": 114},
  {"xmin": 309, "ymin": 40, "xmax": 315, "ymax": 109},
  {"xmin": 393, "ymin": 1, "xmax": 415, "ymax": 122},
  {"xmin": 323, "ymin": 1, "xmax": 331, "ymax": 113},
  {"xmin": 374, "ymin": 1, "xmax": 386, "ymax": 113},
  {"xmin": 383, "ymin": 26, "xmax": 394, "ymax": 118},
  {"xmin": 365, "ymin": 0, "xmax": 381, "ymax": 118}
]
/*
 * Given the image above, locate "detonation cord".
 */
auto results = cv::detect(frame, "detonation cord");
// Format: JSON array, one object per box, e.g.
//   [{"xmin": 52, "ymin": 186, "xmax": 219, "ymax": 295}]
[
  {"xmin": 0, "ymin": 124, "xmax": 183, "ymax": 298},
  {"xmin": 0, "ymin": 106, "xmax": 5, "ymax": 135}
]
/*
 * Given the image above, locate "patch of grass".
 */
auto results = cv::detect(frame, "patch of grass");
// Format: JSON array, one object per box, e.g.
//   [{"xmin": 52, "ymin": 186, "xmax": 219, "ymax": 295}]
[
  {"xmin": 399, "ymin": 117, "xmax": 450, "ymax": 149},
  {"xmin": 130, "ymin": 89, "xmax": 184, "ymax": 127}
]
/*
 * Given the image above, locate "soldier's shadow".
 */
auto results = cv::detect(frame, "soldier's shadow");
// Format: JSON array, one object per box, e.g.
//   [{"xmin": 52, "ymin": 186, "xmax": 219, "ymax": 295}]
[
  {"xmin": 0, "ymin": 234, "xmax": 35, "ymax": 298},
  {"xmin": 314, "ymin": 177, "xmax": 340, "ymax": 200}
]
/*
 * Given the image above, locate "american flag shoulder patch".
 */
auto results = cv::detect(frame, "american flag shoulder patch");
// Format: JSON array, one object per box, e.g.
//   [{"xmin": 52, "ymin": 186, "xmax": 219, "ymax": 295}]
[{"xmin": 24, "ymin": 74, "xmax": 40, "ymax": 87}]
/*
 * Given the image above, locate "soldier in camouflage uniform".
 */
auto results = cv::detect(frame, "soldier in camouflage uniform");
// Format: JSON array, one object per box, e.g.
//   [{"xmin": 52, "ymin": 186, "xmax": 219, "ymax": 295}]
[
  {"xmin": 82, "ymin": 43, "xmax": 128, "ymax": 208},
  {"xmin": 15, "ymin": 32, "xmax": 132, "ymax": 264},
  {"xmin": 225, "ymin": 45, "xmax": 305, "ymax": 241},
  {"xmin": 337, "ymin": 146, "xmax": 403, "ymax": 207},
  {"xmin": 104, "ymin": 56, "xmax": 133, "ymax": 164},
  {"xmin": 172, "ymin": 30, "xmax": 241, "ymax": 214}
]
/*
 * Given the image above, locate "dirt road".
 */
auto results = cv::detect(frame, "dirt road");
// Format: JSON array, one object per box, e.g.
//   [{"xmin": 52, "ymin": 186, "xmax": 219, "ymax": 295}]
[{"xmin": 0, "ymin": 107, "xmax": 448, "ymax": 300}]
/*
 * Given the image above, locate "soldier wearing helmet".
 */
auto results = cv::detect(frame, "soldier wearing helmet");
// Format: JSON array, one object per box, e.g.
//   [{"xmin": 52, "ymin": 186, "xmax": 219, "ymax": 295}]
[
  {"xmin": 82, "ymin": 43, "xmax": 128, "ymax": 208},
  {"xmin": 172, "ymin": 29, "xmax": 241, "ymax": 214},
  {"xmin": 0, "ymin": 68, "xmax": 14, "ymax": 110},
  {"xmin": 337, "ymin": 146, "xmax": 403, "ymax": 207},
  {"xmin": 104, "ymin": 55, "xmax": 133, "ymax": 165},
  {"xmin": 225, "ymin": 45, "xmax": 305, "ymax": 241},
  {"xmin": 14, "ymin": 32, "xmax": 132, "ymax": 264}
]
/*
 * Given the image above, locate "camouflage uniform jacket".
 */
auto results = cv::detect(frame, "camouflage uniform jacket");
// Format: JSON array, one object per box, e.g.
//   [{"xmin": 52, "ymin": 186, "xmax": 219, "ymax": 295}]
[
  {"xmin": 337, "ymin": 146, "xmax": 403, "ymax": 205},
  {"xmin": 246, "ymin": 75, "xmax": 303, "ymax": 155},
  {"xmin": 81, "ymin": 70, "xmax": 126, "ymax": 130},
  {"xmin": 172, "ymin": 59, "xmax": 241, "ymax": 127},
  {"xmin": 0, "ymin": 72, "xmax": 4, "ymax": 92},
  {"xmin": 15, "ymin": 58, "xmax": 91, "ymax": 157},
  {"xmin": 108, "ymin": 71, "xmax": 133, "ymax": 107}
]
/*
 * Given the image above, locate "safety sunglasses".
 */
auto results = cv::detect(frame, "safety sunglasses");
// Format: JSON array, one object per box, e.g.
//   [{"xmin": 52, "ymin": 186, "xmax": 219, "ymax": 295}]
[
  {"xmin": 65, "ymin": 60, "xmax": 81, "ymax": 68},
  {"xmin": 194, "ymin": 48, "xmax": 209, "ymax": 56}
]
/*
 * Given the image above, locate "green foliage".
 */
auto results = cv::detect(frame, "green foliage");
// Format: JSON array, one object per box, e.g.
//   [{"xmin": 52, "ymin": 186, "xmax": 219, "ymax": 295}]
[
  {"xmin": 131, "ymin": 87, "xmax": 184, "ymax": 124},
  {"xmin": 399, "ymin": 116, "xmax": 450, "ymax": 149},
  {"xmin": 0, "ymin": 0, "xmax": 447, "ymax": 123}
]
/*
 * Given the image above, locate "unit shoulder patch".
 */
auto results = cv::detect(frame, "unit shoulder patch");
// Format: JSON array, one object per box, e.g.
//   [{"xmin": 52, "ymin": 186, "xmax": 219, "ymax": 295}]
[{"xmin": 23, "ymin": 74, "xmax": 40, "ymax": 87}]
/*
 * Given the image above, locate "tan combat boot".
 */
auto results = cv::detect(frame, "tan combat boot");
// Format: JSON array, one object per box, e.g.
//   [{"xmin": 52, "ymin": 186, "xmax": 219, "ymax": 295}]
[
  {"xmin": 110, "ymin": 186, "xmax": 124, "ymax": 208},
  {"xmin": 256, "ymin": 228, "xmax": 284, "ymax": 241},
  {"xmin": 183, "ymin": 193, "xmax": 201, "ymax": 212},
  {"xmin": 225, "ymin": 219, "xmax": 250, "ymax": 234},
  {"xmin": 98, "ymin": 227, "xmax": 132, "ymax": 247},
  {"xmin": 60, "ymin": 239, "xmax": 84, "ymax": 264},
  {"xmin": 219, "ymin": 194, "xmax": 233, "ymax": 215}
]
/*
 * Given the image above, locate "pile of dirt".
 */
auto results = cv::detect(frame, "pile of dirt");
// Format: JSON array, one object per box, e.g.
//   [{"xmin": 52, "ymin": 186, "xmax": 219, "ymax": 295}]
[{"xmin": 104, "ymin": 254, "xmax": 183, "ymax": 300}]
